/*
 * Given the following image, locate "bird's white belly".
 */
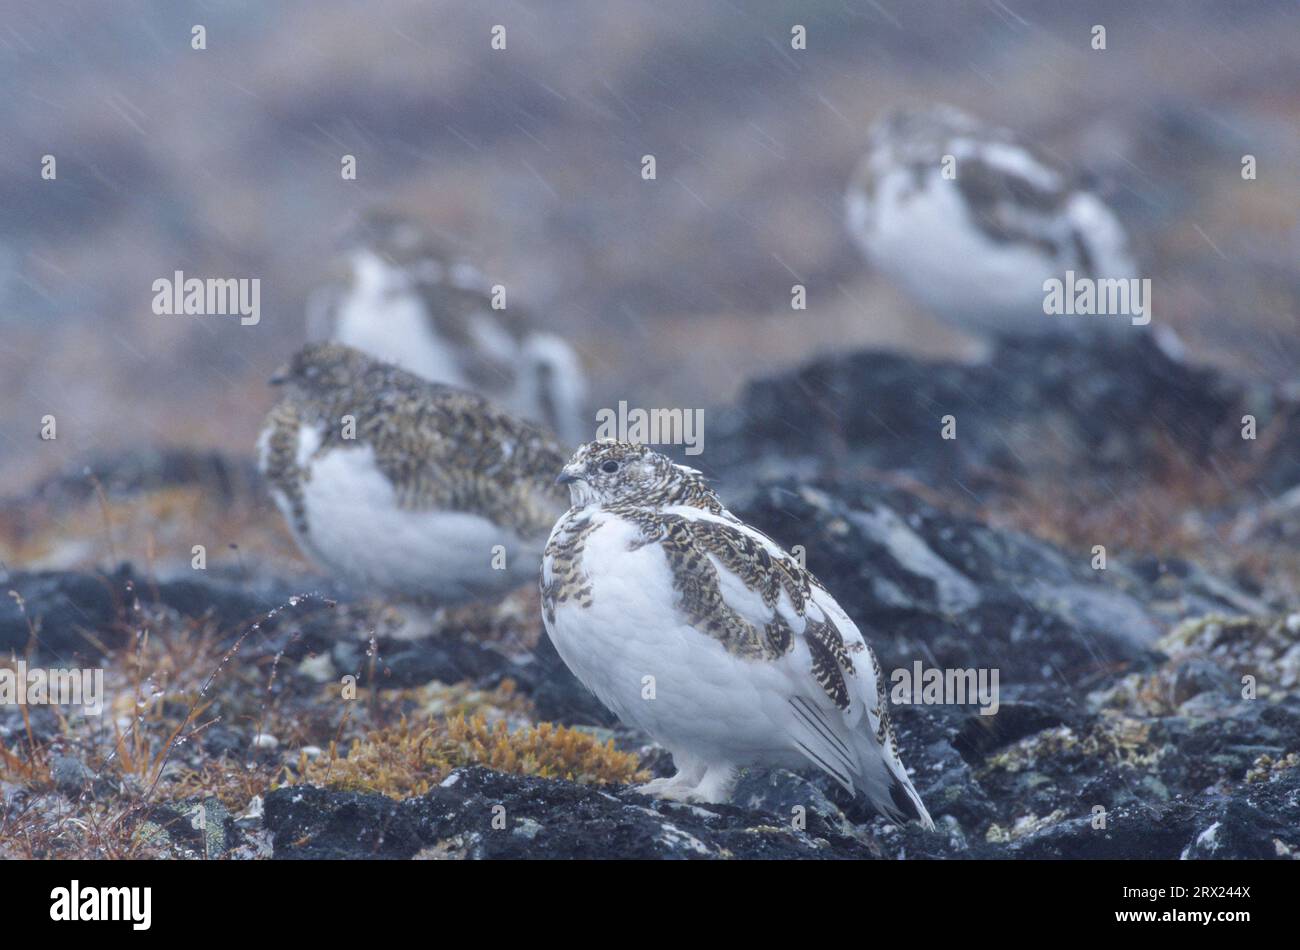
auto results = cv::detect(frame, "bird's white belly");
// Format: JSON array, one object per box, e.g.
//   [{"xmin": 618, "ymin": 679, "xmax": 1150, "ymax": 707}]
[
  {"xmin": 275, "ymin": 426, "xmax": 539, "ymax": 600},
  {"xmin": 861, "ymin": 171, "xmax": 1062, "ymax": 336},
  {"xmin": 334, "ymin": 291, "xmax": 468, "ymax": 388},
  {"xmin": 547, "ymin": 518, "xmax": 802, "ymax": 766}
]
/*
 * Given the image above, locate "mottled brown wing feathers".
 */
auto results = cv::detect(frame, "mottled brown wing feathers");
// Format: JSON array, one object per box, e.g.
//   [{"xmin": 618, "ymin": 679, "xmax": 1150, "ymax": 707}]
[
  {"xmin": 276, "ymin": 354, "xmax": 568, "ymax": 535},
  {"xmin": 629, "ymin": 510, "xmax": 857, "ymax": 708}
]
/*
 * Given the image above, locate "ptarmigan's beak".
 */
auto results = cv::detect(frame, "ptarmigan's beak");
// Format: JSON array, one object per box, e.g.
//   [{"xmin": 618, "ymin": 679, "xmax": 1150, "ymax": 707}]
[{"xmin": 555, "ymin": 464, "xmax": 583, "ymax": 486}]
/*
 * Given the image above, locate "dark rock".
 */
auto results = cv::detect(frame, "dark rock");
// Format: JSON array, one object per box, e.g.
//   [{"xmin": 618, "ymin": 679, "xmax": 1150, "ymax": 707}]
[
  {"xmin": 0, "ymin": 564, "xmax": 337, "ymax": 661},
  {"xmin": 709, "ymin": 334, "xmax": 1299, "ymax": 498},
  {"xmin": 148, "ymin": 572, "xmax": 340, "ymax": 636},
  {"xmin": 1176, "ymin": 786, "xmax": 1300, "ymax": 860},
  {"xmin": 1153, "ymin": 700, "xmax": 1300, "ymax": 792},
  {"xmin": 312, "ymin": 627, "xmax": 520, "ymax": 690},
  {"xmin": 265, "ymin": 767, "xmax": 881, "ymax": 859},
  {"xmin": 0, "ymin": 569, "xmax": 124, "ymax": 659},
  {"xmin": 264, "ymin": 786, "xmax": 422, "ymax": 859},
  {"xmin": 998, "ymin": 764, "xmax": 1300, "ymax": 860},
  {"xmin": 378, "ymin": 635, "xmax": 513, "ymax": 689},
  {"xmin": 260, "ymin": 734, "xmax": 1299, "ymax": 859},
  {"xmin": 0, "ymin": 561, "xmax": 521, "ymax": 692},
  {"xmin": 0, "ymin": 448, "xmax": 260, "ymax": 514}
]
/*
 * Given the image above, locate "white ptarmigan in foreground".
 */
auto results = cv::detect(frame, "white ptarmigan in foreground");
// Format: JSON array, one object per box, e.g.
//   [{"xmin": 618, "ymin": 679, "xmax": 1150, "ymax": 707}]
[
  {"xmin": 541, "ymin": 440, "xmax": 934, "ymax": 827},
  {"xmin": 846, "ymin": 104, "xmax": 1139, "ymax": 344},
  {"xmin": 258, "ymin": 342, "xmax": 570, "ymax": 603},
  {"xmin": 306, "ymin": 211, "xmax": 588, "ymax": 446}
]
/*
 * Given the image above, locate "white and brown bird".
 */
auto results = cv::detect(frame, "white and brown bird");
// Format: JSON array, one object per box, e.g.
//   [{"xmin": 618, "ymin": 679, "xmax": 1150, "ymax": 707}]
[
  {"xmin": 307, "ymin": 212, "xmax": 588, "ymax": 446},
  {"xmin": 846, "ymin": 105, "xmax": 1139, "ymax": 344},
  {"xmin": 258, "ymin": 342, "xmax": 570, "ymax": 603},
  {"xmin": 541, "ymin": 441, "xmax": 934, "ymax": 827}
]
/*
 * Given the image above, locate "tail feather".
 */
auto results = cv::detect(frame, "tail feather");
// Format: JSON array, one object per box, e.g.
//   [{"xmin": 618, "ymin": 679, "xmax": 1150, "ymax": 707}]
[
  {"xmin": 850, "ymin": 726, "xmax": 935, "ymax": 831},
  {"xmin": 882, "ymin": 766, "xmax": 935, "ymax": 831},
  {"xmin": 788, "ymin": 697, "xmax": 935, "ymax": 830}
]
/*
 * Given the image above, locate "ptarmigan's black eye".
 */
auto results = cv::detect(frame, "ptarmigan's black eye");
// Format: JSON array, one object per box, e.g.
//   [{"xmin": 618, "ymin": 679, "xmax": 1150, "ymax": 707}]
[{"xmin": 601, "ymin": 460, "xmax": 620, "ymax": 474}]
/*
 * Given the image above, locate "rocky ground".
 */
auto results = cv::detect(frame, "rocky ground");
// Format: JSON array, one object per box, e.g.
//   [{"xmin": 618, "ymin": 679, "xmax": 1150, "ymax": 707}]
[{"xmin": 2, "ymin": 338, "xmax": 1298, "ymax": 859}]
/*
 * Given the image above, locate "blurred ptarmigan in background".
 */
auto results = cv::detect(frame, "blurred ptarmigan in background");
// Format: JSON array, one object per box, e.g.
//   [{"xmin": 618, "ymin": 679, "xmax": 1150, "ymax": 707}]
[
  {"xmin": 542, "ymin": 440, "xmax": 934, "ymax": 827},
  {"xmin": 307, "ymin": 211, "xmax": 588, "ymax": 446},
  {"xmin": 846, "ymin": 105, "xmax": 1158, "ymax": 351},
  {"xmin": 258, "ymin": 342, "xmax": 570, "ymax": 604}
]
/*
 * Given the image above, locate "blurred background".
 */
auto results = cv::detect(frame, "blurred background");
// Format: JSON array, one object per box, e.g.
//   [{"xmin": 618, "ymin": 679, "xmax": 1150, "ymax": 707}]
[{"xmin": 1, "ymin": 0, "xmax": 1297, "ymax": 495}]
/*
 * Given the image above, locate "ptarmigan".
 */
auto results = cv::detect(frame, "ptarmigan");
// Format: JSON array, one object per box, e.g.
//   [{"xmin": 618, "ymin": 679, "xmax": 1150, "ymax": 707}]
[
  {"xmin": 258, "ymin": 342, "xmax": 570, "ymax": 602},
  {"xmin": 541, "ymin": 440, "xmax": 934, "ymax": 827},
  {"xmin": 306, "ymin": 211, "xmax": 588, "ymax": 446},
  {"xmin": 846, "ymin": 104, "xmax": 1139, "ymax": 343}
]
